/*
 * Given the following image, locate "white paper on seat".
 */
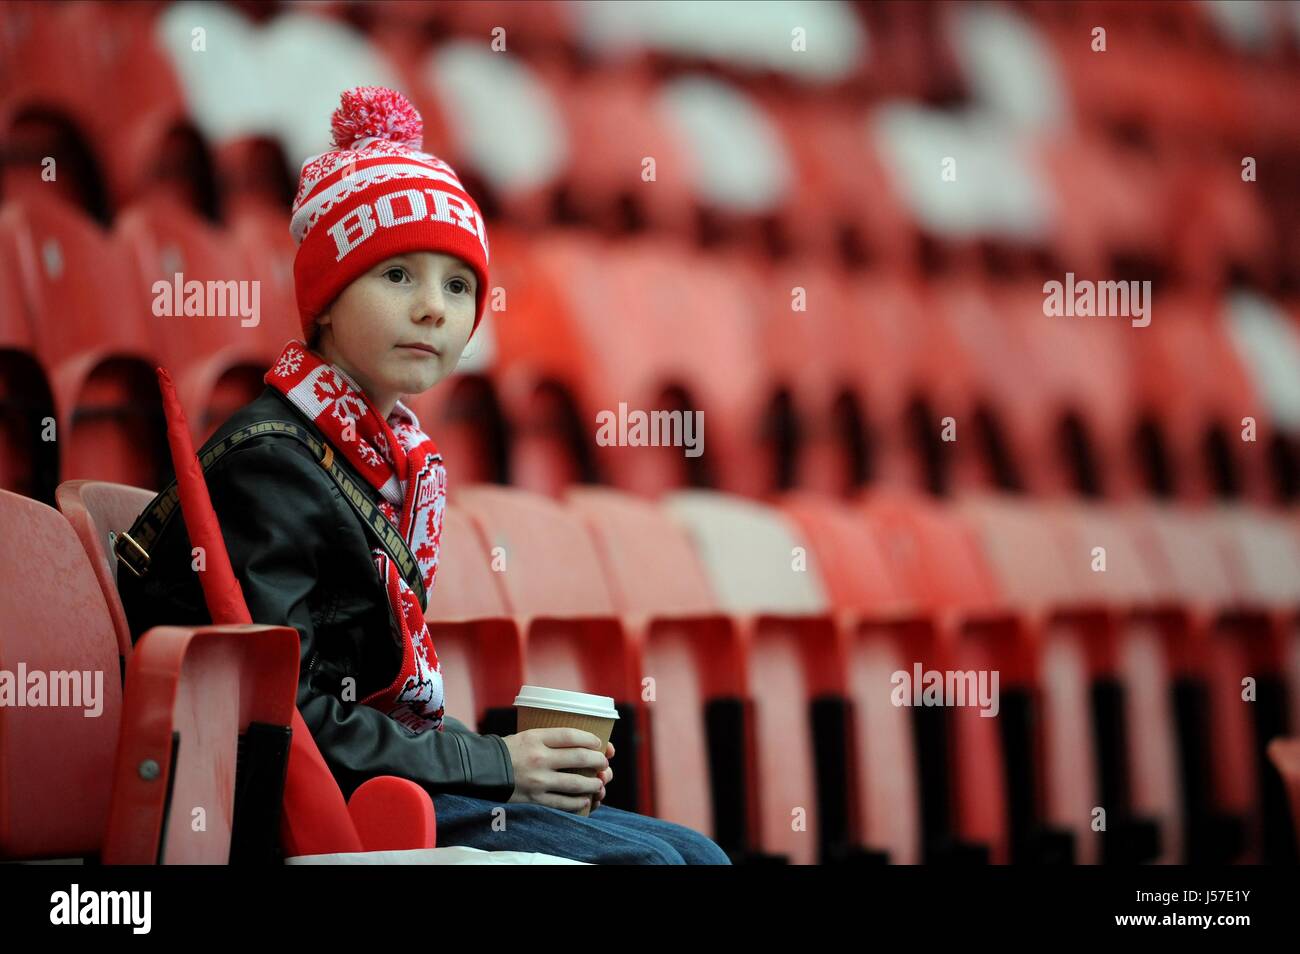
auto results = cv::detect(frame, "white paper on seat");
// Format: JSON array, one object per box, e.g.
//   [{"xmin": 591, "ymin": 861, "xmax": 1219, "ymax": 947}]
[{"xmin": 285, "ymin": 846, "xmax": 590, "ymax": 865}]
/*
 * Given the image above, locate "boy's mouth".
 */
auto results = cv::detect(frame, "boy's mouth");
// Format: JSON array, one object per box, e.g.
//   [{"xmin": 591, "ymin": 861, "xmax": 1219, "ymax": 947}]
[{"xmin": 397, "ymin": 342, "xmax": 441, "ymax": 356}]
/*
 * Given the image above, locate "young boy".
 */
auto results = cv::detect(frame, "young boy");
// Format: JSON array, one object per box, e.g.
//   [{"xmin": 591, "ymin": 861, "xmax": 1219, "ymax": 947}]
[{"xmin": 117, "ymin": 87, "xmax": 730, "ymax": 865}]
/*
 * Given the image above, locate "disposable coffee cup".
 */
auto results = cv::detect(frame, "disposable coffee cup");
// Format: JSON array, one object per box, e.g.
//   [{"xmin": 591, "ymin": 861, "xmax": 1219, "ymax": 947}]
[{"xmin": 513, "ymin": 685, "xmax": 619, "ymax": 817}]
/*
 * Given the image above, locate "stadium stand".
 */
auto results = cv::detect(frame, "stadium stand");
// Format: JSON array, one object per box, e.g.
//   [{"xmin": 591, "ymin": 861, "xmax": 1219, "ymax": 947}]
[{"xmin": 2, "ymin": 0, "xmax": 1299, "ymax": 864}]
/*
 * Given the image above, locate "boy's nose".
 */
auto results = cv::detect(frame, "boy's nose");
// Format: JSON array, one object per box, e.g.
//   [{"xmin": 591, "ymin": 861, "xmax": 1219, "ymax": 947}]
[{"xmin": 416, "ymin": 288, "xmax": 446, "ymax": 326}]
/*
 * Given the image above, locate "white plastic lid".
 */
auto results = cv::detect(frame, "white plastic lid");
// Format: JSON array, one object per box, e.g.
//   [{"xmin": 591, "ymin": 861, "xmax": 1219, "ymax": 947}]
[{"xmin": 512, "ymin": 685, "xmax": 619, "ymax": 720}]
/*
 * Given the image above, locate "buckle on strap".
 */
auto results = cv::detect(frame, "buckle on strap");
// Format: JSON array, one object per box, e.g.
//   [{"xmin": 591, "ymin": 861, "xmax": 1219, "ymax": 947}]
[{"xmin": 114, "ymin": 530, "xmax": 151, "ymax": 578}]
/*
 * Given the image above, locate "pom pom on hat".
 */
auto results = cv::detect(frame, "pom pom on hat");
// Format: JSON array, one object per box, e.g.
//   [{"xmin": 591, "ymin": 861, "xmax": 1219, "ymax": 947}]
[{"xmin": 330, "ymin": 86, "xmax": 424, "ymax": 150}]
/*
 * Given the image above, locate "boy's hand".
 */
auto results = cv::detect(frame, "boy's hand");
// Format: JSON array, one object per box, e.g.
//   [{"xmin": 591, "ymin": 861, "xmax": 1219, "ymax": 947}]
[
  {"xmin": 593, "ymin": 742, "xmax": 615, "ymax": 808},
  {"xmin": 502, "ymin": 728, "xmax": 609, "ymax": 813}
]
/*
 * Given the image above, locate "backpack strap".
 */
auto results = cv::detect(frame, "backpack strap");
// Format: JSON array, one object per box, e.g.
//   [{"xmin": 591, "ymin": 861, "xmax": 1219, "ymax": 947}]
[{"xmin": 113, "ymin": 419, "xmax": 429, "ymax": 613}]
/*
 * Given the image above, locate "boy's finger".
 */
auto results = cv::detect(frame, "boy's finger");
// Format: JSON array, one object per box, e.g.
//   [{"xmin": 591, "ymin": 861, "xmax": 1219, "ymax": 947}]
[
  {"xmin": 548, "ymin": 770, "xmax": 603, "ymax": 795},
  {"xmin": 544, "ymin": 793, "xmax": 591, "ymax": 814},
  {"xmin": 553, "ymin": 748, "xmax": 608, "ymax": 772},
  {"xmin": 543, "ymin": 728, "xmax": 602, "ymax": 749}
]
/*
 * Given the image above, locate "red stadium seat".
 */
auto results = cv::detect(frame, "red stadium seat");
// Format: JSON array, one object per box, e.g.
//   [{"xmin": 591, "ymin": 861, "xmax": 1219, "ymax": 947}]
[
  {"xmin": 0, "ymin": 238, "xmax": 29, "ymax": 350},
  {"xmin": 405, "ymin": 41, "xmax": 570, "ymax": 229},
  {"xmin": 510, "ymin": 235, "xmax": 769, "ymax": 498},
  {"xmin": 423, "ymin": 505, "xmax": 528, "ymax": 737},
  {"xmin": 227, "ymin": 196, "xmax": 304, "ymax": 355},
  {"xmin": 480, "ymin": 227, "xmax": 597, "ymax": 495},
  {"xmin": 1047, "ymin": 501, "xmax": 1191, "ymax": 862},
  {"xmin": 601, "ymin": 241, "xmax": 768, "ymax": 497},
  {"xmin": 104, "ymin": 621, "xmax": 301, "ymax": 863},
  {"xmin": 0, "ymin": 486, "xmax": 123, "ymax": 859},
  {"xmin": 404, "ymin": 372, "xmax": 509, "ymax": 487},
  {"xmin": 564, "ymin": 486, "xmax": 751, "ymax": 855},
  {"xmin": 0, "ymin": 2, "xmax": 196, "ymax": 216},
  {"xmin": 777, "ymin": 491, "xmax": 929, "ymax": 864},
  {"xmin": 548, "ymin": 64, "xmax": 697, "ymax": 237},
  {"xmin": 437, "ymin": 0, "xmax": 579, "ymax": 51},
  {"xmin": 1029, "ymin": 133, "xmax": 1167, "ymax": 277},
  {"xmin": 0, "ymin": 1, "xmax": 103, "ymax": 210},
  {"xmin": 0, "ymin": 192, "xmax": 165, "ymax": 488},
  {"xmin": 822, "ymin": 274, "xmax": 989, "ymax": 497},
  {"xmin": 0, "ymin": 357, "xmax": 55, "ymax": 501},
  {"xmin": 930, "ymin": 278, "xmax": 1044, "ymax": 495},
  {"xmin": 115, "ymin": 192, "xmax": 275, "ymax": 443},
  {"xmin": 1129, "ymin": 505, "xmax": 1267, "ymax": 862},
  {"xmin": 751, "ymin": 258, "xmax": 874, "ymax": 497},
  {"xmin": 50, "ymin": 480, "xmax": 444, "ymax": 860},
  {"xmin": 759, "ymin": 96, "xmax": 920, "ymax": 268},
  {"xmin": 0, "ymin": 486, "xmax": 299, "ymax": 863},
  {"xmin": 1041, "ymin": 26, "xmax": 1247, "ymax": 150},
  {"xmin": 56, "ymin": 479, "xmax": 157, "ymax": 657},
  {"xmin": 1266, "ymin": 739, "xmax": 1300, "ymax": 857},
  {"xmin": 510, "ymin": 235, "xmax": 635, "ymax": 496},
  {"xmin": 1131, "ymin": 294, "xmax": 1272, "ymax": 503},
  {"xmin": 0, "ymin": 2, "xmax": 88, "ymax": 123},
  {"xmin": 1165, "ymin": 153, "xmax": 1272, "ymax": 287},
  {"xmin": 857, "ymin": 490, "xmax": 1017, "ymax": 863},
  {"xmin": 962, "ymin": 496, "xmax": 1179, "ymax": 863},
  {"xmin": 1215, "ymin": 507, "xmax": 1300, "ymax": 685},
  {"xmin": 214, "ymin": 138, "xmax": 296, "ymax": 218},
  {"xmin": 64, "ymin": 2, "xmax": 195, "ymax": 214},
  {"xmin": 663, "ymin": 490, "xmax": 852, "ymax": 865},
  {"xmin": 838, "ymin": 271, "xmax": 949, "ymax": 493},
  {"xmin": 992, "ymin": 282, "xmax": 1141, "ymax": 499},
  {"xmin": 565, "ymin": 487, "xmax": 717, "ymax": 617},
  {"xmin": 0, "ymin": 241, "xmax": 56, "ymax": 500},
  {"xmin": 1211, "ymin": 507, "xmax": 1300, "ymax": 862},
  {"xmin": 451, "ymin": 484, "xmax": 645, "ymax": 813}
]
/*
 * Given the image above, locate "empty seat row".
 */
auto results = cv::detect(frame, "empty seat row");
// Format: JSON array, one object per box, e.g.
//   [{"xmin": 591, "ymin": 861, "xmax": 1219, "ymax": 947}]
[
  {"xmin": 4, "ymin": 191, "xmax": 1299, "ymax": 510},
  {"xmin": 0, "ymin": 191, "xmax": 298, "ymax": 498},
  {"xmin": 488, "ymin": 230, "xmax": 1300, "ymax": 505},
  {"xmin": 439, "ymin": 482, "xmax": 1300, "ymax": 864},
  {"xmin": 4, "ymin": 1, "xmax": 1294, "ymax": 284},
  {"xmin": 6, "ymin": 472, "xmax": 1299, "ymax": 863}
]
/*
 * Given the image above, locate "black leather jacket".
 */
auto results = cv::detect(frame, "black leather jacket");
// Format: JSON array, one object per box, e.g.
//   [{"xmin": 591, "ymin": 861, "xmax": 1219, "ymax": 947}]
[{"xmin": 117, "ymin": 385, "xmax": 516, "ymax": 803}]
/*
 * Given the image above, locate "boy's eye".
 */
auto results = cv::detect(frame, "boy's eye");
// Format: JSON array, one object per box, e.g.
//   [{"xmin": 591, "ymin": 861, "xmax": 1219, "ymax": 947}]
[
  {"xmin": 383, "ymin": 266, "xmax": 408, "ymax": 283},
  {"xmin": 449, "ymin": 277, "xmax": 472, "ymax": 295}
]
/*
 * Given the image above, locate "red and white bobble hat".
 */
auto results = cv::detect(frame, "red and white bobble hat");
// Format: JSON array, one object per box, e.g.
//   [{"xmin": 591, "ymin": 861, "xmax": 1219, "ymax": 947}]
[{"xmin": 290, "ymin": 86, "xmax": 490, "ymax": 341}]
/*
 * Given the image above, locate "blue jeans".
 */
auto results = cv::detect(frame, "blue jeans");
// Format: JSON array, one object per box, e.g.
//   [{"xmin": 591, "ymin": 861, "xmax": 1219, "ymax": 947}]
[{"xmin": 431, "ymin": 793, "xmax": 733, "ymax": 865}]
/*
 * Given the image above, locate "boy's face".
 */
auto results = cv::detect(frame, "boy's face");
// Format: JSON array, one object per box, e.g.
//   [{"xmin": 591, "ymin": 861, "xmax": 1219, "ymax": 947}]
[{"xmin": 314, "ymin": 250, "xmax": 478, "ymax": 417}]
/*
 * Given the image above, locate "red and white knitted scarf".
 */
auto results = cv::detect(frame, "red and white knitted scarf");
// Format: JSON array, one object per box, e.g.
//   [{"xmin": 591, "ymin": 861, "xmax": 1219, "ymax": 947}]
[{"xmin": 264, "ymin": 338, "xmax": 447, "ymax": 734}]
